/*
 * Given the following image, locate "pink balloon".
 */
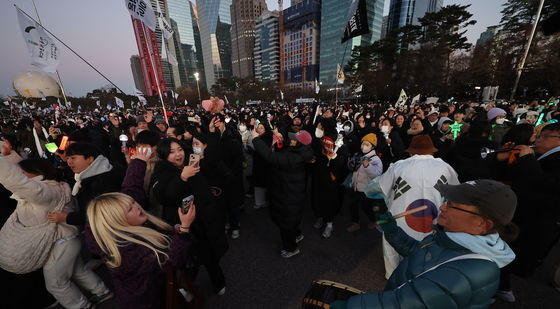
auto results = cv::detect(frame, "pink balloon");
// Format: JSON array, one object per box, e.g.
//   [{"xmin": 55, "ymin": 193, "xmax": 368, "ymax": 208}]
[{"xmin": 201, "ymin": 98, "xmax": 225, "ymax": 112}]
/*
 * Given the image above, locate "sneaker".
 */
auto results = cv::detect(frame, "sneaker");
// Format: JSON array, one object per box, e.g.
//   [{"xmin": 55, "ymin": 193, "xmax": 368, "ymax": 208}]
[
  {"xmin": 217, "ymin": 287, "xmax": 226, "ymax": 295},
  {"xmin": 346, "ymin": 223, "xmax": 360, "ymax": 232},
  {"xmin": 295, "ymin": 234, "xmax": 304, "ymax": 243},
  {"xmin": 281, "ymin": 248, "xmax": 300, "ymax": 258},
  {"xmin": 90, "ymin": 291, "xmax": 113, "ymax": 305},
  {"xmin": 495, "ymin": 290, "xmax": 516, "ymax": 303},
  {"xmin": 313, "ymin": 218, "xmax": 323, "ymax": 229},
  {"xmin": 231, "ymin": 229, "xmax": 240, "ymax": 239},
  {"xmin": 322, "ymin": 224, "xmax": 333, "ymax": 239}
]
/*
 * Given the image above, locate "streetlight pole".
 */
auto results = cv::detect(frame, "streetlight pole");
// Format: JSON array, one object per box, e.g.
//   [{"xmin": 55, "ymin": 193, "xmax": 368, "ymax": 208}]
[{"xmin": 194, "ymin": 72, "xmax": 201, "ymax": 106}]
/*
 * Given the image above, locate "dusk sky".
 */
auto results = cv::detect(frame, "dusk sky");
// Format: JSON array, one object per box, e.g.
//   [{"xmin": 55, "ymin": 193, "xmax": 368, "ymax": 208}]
[{"xmin": 0, "ymin": 0, "xmax": 506, "ymax": 97}]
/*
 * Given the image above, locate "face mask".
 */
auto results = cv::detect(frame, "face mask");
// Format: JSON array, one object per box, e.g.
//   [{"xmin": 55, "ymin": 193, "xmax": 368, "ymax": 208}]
[
  {"xmin": 381, "ymin": 125, "xmax": 389, "ymax": 133},
  {"xmin": 343, "ymin": 126, "xmax": 351, "ymax": 134},
  {"xmin": 365, "ymin": 115, "xmax": 371, "ymax": 119},
  {"xmin": 192, "ymin": 147, "xmax": 203, "ymax": 155},
  {"xmin": 225, "ymin": 118, "xmax": 231, "ymax": 123},
  {"xmin": 315, "ymin": 128, "xmax": 324, "ymax": 138},
  {"xmin": 361, "ymin": 144, "xmax": 372, "ymax": 154},
  {"xmin": 495, "ymin": 118, "xmax": 505, "ymax": 125},
  {"xmin": 239, "ymin": 125, "xmax": 247, "ymax": 132}
]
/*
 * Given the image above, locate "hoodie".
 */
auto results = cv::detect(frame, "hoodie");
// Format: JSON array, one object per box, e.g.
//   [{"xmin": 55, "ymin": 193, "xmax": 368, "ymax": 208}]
[{"xmin": 446, "ymin": 231, "xmax": 515, "ymax": 268}]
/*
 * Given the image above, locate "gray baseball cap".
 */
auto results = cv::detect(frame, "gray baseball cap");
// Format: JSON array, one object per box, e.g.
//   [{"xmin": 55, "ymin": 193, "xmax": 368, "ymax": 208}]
[{"xmin": 435, "ymin": 179, "xmax": 517, "ymax": 225}]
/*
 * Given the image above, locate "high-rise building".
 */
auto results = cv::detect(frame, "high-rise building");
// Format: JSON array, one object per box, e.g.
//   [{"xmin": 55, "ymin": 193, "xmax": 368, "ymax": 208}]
[
  {"xmin": 381, "ymin": 15, "xmax": 389, "ymax": 39},
  {"xmin": 476, "ymin": 25, "xmax": 499, "ymax": 47},
  {"xmin": 230, "ymin": 0, "xmax": 268, "ymax": 78},
  {"xmin": 197, "ymin": 0, "xmax": 233, "ymax": 88},
  {"xmin": 386, "ymin": 0, "xmax": 443, "ymax": 35},
  {"xmin": 281, "ymin": 0, "xmax": 321, "ymax": 90},
  {"xmin": 318, "ymin": 0, "xmax": 384, "ymax": 87},
  {"xmin": 130, "ymin": 55, "xmax": 147, "ymax": 94},
  {"xmin": 167, "ymin": 0, "xmax": 206, "ymax": 88},
  {"xmin": 254, "ymin": 10, "xmax": 280, "ymax": 82}
]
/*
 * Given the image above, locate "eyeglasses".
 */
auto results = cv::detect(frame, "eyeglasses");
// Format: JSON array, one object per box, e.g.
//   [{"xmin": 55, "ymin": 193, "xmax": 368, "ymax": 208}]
[
  {"xmin": 443, "ymin": 201, "xmax": 482, "ymax": 217},
  {"xmin": 536, "ymin": 134, "xmax": 560, "ymax": 139}
]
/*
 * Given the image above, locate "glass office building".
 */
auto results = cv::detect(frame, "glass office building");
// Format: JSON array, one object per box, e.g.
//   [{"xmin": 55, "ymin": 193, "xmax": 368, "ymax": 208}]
[
  {"xmin": 318, "ymin": 0, "xmax": 384, "ymax": 87},
  {"xmin": 197, "ymin": 0, "xmax": 233, "ymax": 88},
  {"xmin": 386, "ymin": 0, "xmax": 442, "ymax": 35},
  {"xmin": 254, "ymin": 10, "xmax": 280, "ymax": 82}
]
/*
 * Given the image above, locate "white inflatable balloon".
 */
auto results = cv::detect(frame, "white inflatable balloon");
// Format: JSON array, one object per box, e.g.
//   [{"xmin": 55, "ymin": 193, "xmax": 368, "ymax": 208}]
[{"xmin": 13, "ymin": 71, "xmax": 61, "ymax": 98}]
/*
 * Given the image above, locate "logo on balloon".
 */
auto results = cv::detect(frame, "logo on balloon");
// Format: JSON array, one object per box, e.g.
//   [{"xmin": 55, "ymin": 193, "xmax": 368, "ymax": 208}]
[{"xmin": 404, "ymin": 199, "xmax": 439, "ymax": 233}]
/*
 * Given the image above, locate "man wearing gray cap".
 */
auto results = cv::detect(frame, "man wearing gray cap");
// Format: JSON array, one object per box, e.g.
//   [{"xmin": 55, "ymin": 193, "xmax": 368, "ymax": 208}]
[{"xmin": 331, "ymin": 179, "xmax": 518, "ymax": 309}]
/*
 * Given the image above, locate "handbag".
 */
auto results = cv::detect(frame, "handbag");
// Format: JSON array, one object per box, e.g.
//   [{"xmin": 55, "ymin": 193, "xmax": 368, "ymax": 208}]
[{"xmin": 0, "ymin": 211, "xmax": 58, "ymax": 274}]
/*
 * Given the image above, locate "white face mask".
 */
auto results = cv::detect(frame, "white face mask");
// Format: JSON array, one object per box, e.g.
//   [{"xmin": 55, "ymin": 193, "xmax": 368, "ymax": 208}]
[
  {"xmin": 225, "ymin": 118, "xmax": 231, "ymax": 123},
  {"xmin": 495, "ymin": 118, "xmax": 505, "ymax": 125},
  {"xmin": 343, "ymin": 126, "xmax": 351, "ymax": 134},
  {"xmin": 381, "ymin": 125, "xmax": 389, "ymax": 133},
  {"xmin": 361, "ymin": 144, "xmax": 372, "ymax": 154},
  {"xmin": 315, "ymin": 128, "xmax": 324, "ymax": 138},
  {"xmin": 192, "ymin": 147, "xmax": 203, "ymax": 155},
  {"xmin": 239, "ymin": 125, "xmax": 247, "ymax": 132}
]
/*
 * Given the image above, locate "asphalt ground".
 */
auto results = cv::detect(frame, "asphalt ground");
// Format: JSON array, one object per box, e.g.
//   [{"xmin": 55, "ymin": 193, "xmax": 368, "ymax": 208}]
[{"xmin": 87, "ymin": 197, "xmax": 560, "ymax": 309}]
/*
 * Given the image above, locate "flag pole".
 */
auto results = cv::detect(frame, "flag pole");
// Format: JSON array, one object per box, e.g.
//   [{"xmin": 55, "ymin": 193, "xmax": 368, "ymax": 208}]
[
  {"xmin": 140, "ymin": 22, "xmax": 169, "ymax": 125},
  {"xmin": 31, "ymin": 0, "xmax": 69, "ymax": 107},
  {"xmin": 15, "ymin": 5, "xmax": 126, "ymax": 94}
]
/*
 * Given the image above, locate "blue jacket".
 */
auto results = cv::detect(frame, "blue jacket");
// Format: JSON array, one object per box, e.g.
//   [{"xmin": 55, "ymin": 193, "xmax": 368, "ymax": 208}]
[{"xmin": 343, "ymin": 225, "xmax": 500, "ymax": 309}]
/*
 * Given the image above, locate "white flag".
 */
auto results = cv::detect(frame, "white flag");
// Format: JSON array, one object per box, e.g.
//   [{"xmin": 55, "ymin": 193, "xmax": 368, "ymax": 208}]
[
  {"xmin": 172, "ymin": 90, "xmax": 178, "ymax": 99},
  {"xmin": 411, "ymin": 94, "xmax": 421, "ymax": 105},
  {"xmin": 336, "ymin": 64, "xmax": 345, "ymax": 84},
  {"xmin": 137, "ymin": 95, "xmax": 147, "ymax": 105},
  {"xmin": 155, "ymin": 0, "xmax": 174, "ymax": 39},
  {"xmin": 167, "ymin": 47, "xmax": 178, "ymax": 66},
  {"xmin": 354, "ymin": 84, "xmax": 363, "ymax": 93},
  {"xmin": 396, "ymin": 89, "xmax": 408, "ymax": 107},
  {"xmin": 315, "ymin": 79, "xmax": 320, "ymax": 94},
  {"xmin": 280, "ymin": 90, "xmax": 284, "ymax": 100},
  {"xmin": 115, "ymin": 97, "xmax": 124, "ymax": 108},
  {"xmin": 16, "ymin": 8, "xmax": 60, "ymax": 73},
  {"xmin": 224, "ymin": 95, "xmax": 230, "ymax": 105},
  {"xmin": 96, "ymin": 100, "xmax": 101, "ymax": 107},
  {"xmin": 67, "ymin": 101, "xmax": 72, "ymax": 108},
  {"xmin": 184, "ymin": 99, "xmax": 188, "ymax": 105},
  {"xmin": 3, "ymin": 101, "xmax": 8, "ymax": 106},
  {"xmin": 124, "ymin": 0, "xmax": 157, "ymax": 31}
]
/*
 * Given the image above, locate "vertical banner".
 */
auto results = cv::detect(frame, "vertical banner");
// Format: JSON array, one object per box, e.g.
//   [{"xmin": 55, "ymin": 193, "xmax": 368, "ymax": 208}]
[
  {"xmin": 124, "ymin": 0, "xmax": 157, "ymax": 31},
  {"xmin": 341, "ymin": 0, "xmax": 369, "ymax": 43}
]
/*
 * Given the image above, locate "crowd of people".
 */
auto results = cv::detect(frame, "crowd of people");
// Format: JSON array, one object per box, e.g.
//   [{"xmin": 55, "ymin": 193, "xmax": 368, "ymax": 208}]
[{"xmin": 0, "ymin": 96, "xmax": 559, "ymax": 308}]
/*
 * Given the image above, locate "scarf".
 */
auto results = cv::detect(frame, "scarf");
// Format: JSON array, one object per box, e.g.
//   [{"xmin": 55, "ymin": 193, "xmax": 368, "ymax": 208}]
[
  {"xmin": 72, "ymin": 155, "xmax": 113, "ymax": 196},
  {"xmin": 32, "ymin": 126, "xmax": 49, "ymax": 158},
  {"xmin": 446, "ymin": 232, "xmax": 515, "ymax": 268}
]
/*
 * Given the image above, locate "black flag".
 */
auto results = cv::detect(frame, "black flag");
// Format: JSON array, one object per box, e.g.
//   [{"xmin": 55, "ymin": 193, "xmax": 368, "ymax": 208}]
[{"xmin": 341, "ymin": 0, "xmax": 369, "ymax": 43}]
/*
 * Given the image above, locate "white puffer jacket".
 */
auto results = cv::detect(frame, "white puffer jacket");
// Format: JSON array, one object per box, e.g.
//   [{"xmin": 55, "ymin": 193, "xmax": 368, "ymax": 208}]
[
  {"xmin": 351, "ymin": 151, "xmax": 383, "ymax": 193},
  {"xmin": 0, "ymin": 158, "xmax": 78, "ymax": 240}
]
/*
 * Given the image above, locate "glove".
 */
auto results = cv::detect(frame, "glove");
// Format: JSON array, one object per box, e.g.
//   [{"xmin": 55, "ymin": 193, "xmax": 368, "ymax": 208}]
[
  {"xmin": 330, "ymin": 300, "xmax": 348, "ymax": 309},
  {"xmin": 375, "ymin": 212, "xmax": 398, "ymax": 233}
]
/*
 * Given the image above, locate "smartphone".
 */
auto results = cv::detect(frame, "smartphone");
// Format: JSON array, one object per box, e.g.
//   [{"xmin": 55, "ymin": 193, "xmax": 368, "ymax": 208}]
[
  {"xmin": 189, "ymin": 154, "xmax": 200, "ymax": 168},
  {"xmin": 59, "ymin": 136, "xmax": 69, "ymax": 151},
  {"xmin": 181, "ymin": 195, "xmax": 194, "ymax": 214}
]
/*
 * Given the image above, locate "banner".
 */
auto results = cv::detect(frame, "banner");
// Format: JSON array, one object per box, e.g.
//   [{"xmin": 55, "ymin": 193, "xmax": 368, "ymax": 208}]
[
  {"xmin": 16, "ymin": 8, "xmax": 60, "ymax": 73},
  {"xmin": 115, "ymin": 97, "xmax": 124, "ymax": 108},
  {"xmin": 154, "ymin": 0, "xmax": 173, "ymax": 39},
  {"xmin": 315, "ymin": 79, "xmax": 320, "ymax": 94},
  {"xmin": 411, "ymin": 94, "xmax": 421, "ymax": 105},
  {"xmin": 124, "ymin": 0, "xmax": 157, "ymax": 31},
  {"xmin": 353, "ymin": 84, "xmax": 363, "ymax": 93},
  {"xmin": 341, "ymin": 0, "xmax": 369, "ymax": 43}
]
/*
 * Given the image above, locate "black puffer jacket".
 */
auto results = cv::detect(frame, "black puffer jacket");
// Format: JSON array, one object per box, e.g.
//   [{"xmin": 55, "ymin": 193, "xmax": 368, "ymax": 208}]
[{"xmin": 252, "ymin": 137, "xmax": 313, "ymax": 229}]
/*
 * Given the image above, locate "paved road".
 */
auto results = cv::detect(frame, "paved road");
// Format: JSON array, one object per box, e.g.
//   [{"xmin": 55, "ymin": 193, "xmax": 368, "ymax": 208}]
[{"xmin": 91, "ymin": 197, "xmax": 560, "ymax": 309}]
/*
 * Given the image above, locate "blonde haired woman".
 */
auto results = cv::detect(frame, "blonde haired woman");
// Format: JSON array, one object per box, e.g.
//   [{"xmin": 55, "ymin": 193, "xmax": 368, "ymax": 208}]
[{"xmin": 85, "ymin": 192, "xmax": 196, "ymax": 309}]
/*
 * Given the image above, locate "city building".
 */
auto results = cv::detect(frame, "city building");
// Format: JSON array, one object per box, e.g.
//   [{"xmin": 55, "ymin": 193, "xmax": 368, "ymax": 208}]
[
  {"xmin": 196, "ymin": 0, "xmax": 233, "ymax": 88},
  {"xmin": 130, "ymin": 55, "xmax": 147, "ymax": 94},
  {"xmin": 476, "ymin": 25, "xmax": 499, "ymax": 47},
  {"xmin": 281, "ymin": 0, "xmax": 321, "ymax": 90},
  {"xmin": 318, "ymin": 0, "xmax": 384, "ymax": 87},
  {"xmin": 381, "ymin": 15, "xmax": 389, "ymax": 39},
  {"xmin": 254, "ymin": 10, "xmax": 280, "ymax": 82},
  {"xmin": 167, "ymin": 0, "xmax": 206, "ymax": 88},
  {"xmin": 386, "ymin": 0, "xmax": 443, "ymax": 35},
  {"xmin": 230, "ymin": 0, "xmax": 268, "ymax": 78}
]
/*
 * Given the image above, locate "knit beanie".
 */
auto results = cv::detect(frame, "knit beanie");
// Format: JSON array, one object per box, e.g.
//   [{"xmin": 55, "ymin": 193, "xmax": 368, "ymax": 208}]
[
  {"xmin": 361, "ymin": 133, "xmax": 377, "ymax": 146},
  {"xmin": 487, "ymin": 108, "xmax": 506, "ymax": 121}
]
